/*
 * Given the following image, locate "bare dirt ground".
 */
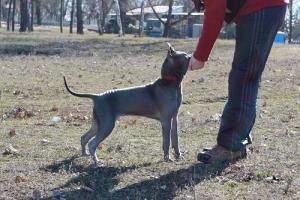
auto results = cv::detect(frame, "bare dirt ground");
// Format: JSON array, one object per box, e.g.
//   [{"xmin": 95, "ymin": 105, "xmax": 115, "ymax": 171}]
[{"xmin": 0, "ymin": 27, "xmax": 299, "ymax": 200}]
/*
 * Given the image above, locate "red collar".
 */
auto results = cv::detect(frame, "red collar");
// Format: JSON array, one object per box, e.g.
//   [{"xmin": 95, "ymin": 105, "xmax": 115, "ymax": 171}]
[{"xmin": 162, "ymin": 75, "xmax": 177, "ymax": 81}]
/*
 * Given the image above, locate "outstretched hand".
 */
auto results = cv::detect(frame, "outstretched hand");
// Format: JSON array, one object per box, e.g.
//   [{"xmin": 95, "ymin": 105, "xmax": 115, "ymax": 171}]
[{"xmin": 188, "ymin": 56, "xmax": 205, "ymax": 71}]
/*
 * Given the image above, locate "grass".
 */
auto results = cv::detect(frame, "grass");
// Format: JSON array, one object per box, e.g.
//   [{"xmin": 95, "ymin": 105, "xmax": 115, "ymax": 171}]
[{"xmin": 0, "ymin": 27, "xmax": 299, "ymax": 200}]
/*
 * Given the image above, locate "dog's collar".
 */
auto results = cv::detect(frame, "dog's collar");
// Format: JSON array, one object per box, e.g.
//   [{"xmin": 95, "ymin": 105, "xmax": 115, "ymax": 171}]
[{"xmin": 162, "ymin": 75, "xmax": 178, "ymax": 81}]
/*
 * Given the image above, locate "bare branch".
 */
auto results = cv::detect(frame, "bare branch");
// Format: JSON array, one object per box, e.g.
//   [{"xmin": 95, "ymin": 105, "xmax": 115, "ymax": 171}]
[
  {"xmin": 148, "ymin": 0, "xmax": 166, "ymax": 24},
  {"xmin": 170, "ymin": 8, "xmax": 195, "ymax": 26}
]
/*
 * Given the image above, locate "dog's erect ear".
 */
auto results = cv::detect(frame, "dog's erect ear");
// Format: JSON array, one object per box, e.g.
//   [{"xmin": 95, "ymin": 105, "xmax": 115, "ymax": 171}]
[{"xmin": 167, "ymin": 43, "xmax": 176, "ymax": 56}]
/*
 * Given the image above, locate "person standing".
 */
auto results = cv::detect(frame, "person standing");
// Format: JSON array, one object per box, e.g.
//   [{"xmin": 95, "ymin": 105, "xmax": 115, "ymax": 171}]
[{"xmin": 189, "ymin": 0, "xmax": 288, "ymax": 163}]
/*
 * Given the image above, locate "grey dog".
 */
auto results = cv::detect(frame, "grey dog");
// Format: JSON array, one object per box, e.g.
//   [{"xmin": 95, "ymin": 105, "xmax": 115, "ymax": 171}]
[{"xmin": 63, "ymin": 44, "xmax": 191, "ymax": 165}]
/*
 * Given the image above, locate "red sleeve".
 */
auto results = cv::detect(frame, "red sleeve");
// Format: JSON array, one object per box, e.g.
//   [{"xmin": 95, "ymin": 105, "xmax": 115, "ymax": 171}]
[{"xmin": 193, "ymin": 0, "xmax": 226, "ymax": 62}]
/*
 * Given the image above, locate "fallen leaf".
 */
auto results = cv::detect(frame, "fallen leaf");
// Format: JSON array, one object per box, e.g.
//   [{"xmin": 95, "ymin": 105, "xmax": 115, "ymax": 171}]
[
  {"xmin": 9, "ymin": 128, "xmax": 17, "ymax": 137},
  {"xmin": 16, "ymin": 111, "xmax": 26, "ymax": 118},
  {"xmin": 15, "ymin": 175, "xmax": 27, "ymax": 183},
  {"xmin": 128, "ymin": 119, "xmax": 137, "ymax": 125},
  {"xmin": 226, "ymin": 163, "xmax": 240, "ymax": 173},
  {"xmin": 192, "ymin": 117, "xmax": 197, "ymax": 123},
  {"xmin": 50, "ymin": 106, "xmax": 58, "ymax": 112},
  {"xmin": 97, "ymin": 144, "xmax": 105, "ymax": 150},
  {"xmin": 5, "ymin": 106, "xmax": 35, "ymax": 119}
]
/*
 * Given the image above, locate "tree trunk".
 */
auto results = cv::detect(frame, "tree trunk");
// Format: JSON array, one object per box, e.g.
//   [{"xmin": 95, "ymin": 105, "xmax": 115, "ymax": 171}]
[
  {"xmin": 29, "ymin": 0, "xmax": 34, "ymax": 31},
  {"xmin": 20, "ymin": 0, "xmax": 29, "ymax": 32},
  {"xmin": 12, "ymin": 0, "xmax": 16, "ymax": 31},
  {"xmin": 114, "ymin": 0, "xmax": 123, "ymax": 37},
  {"xmin": 7, "ymin": 0, "xmax": 12, "ymax": 31},
  {"xmin": 163, "ymin": 0, "xmax": 174, "ymax": 37},
  {"xmin": 60, "ymin": 0, "xmax": 63, "ymax": 33},
  {"xmin": 96, "ymin": 0, "xmax": 103, "ymax": 35},
  {"xmin": 288, "ymin": 0, "xmax": 293, "ymax": 43},
  {"xmin": 163, "ymin": 23, "xmax": 171, "ymax": 37},
  {"xmin": 138, "ymin": 0, "xmax": 144, "ymax": 37},
  {"xmin": 101, "ymin": 0, "xmax": 114, "ymax": 32},
  {"xmin": 76, "ymin": 0, "xmax": 84, "ymax": 34},
  {"xmin": 0, "ymin": 0, "xmax": 2, "ymax": 28},
  {"xmin": 70, "ymin": 0, "xmax": 75, "ymax": 33},
  {"xmin": 63, "ymin": 0, "xmax": 70, "ymax": 17},
  {"xmin": 36, "ymin": 0, "xmax": 41, "ymax": 25},
  {"xmin": 118, "ymin": 0, "xmax": 126, "ymax": 34}
]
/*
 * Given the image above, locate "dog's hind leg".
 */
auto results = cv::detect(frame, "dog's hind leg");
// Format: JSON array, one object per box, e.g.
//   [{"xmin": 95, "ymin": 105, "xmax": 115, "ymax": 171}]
[
  {"xmin": 171, "ymin": 113, "xmax": 181, "ymax": 160},
  {"xmin": 88, "ymin": 114, "xmax": 116, "ymax": 165},
  {"xmin": 160, "ymin": 117, "xmax": 172, "ymax": 162},
  {"xmin": 81, "ymin": 116, "xmax": 98, "ymax": 156}
]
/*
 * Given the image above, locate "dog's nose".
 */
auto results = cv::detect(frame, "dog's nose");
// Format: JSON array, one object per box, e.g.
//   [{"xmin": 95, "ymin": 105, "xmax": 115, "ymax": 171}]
[{"xmin": 186, "ymin": 54, "xmax": 192, "ymax": 61}]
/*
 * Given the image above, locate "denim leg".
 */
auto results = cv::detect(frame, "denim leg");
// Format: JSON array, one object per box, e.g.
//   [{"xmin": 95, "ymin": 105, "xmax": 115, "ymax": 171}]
[{"xmin": 217, "ymin": 6, "xmax": 287, "ymax": 151}]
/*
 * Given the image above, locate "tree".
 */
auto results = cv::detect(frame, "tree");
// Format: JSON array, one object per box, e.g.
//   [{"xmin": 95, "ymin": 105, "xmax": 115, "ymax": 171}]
[
  {"xmin": 289, "ymin": 0, "xmax": 294, "ymax": 43},
  {"xmin": 7, "ymin": 0, "xmax": 12, "ymax": 31},
  {"xmin": 0, "ymin": 0, "xmax": 2, "ymax": 28},
  {"xmin": 42, "ymin": 1, "xmax": 60, "ymax": 24},
  {"xmin": 139, "ymin": 0, "xmax": 145, "ymax": 37},
  {"xmin": 148, "ymin": 0, "xmax": 194, "ymax": 37},
  {"xmin": 20, "ymin": 0, "xmax": 30, "ymax": 32},
  {"xmin": 77, "ymin": 0, "xmax": 84, "ymax": 34},
  {"xmin": 36, "ymin": 0, "xmax": 41, "ymax": 25},
  {"xmin": 70, "ymin": 0, "xmax": 75, "ymax": 33},
  {"xmin": 101, "ymin": 0, "xmax": 114, "ymax": 32},
  {"xmin": 29, "ymin": 0, "xmax": 34, "ymax": 31},
  {"xmin": 114, "ymin": 0, "xmax": 124, "ymax": 37},
  {"xmin": 163, "ymin": 0, "xmax": 173, "ymax": 37},
  {"xmin": 96, "ymin": 0, "xmax": 103, "ymax": 35},
  {"xmin": 118, "ymin": 0, "xmax": 127, "ymax": 33},
  {"xmin": 63, "ymin": 0, "xmax": 70, "ymax": 17},
  {"xmin": 60, "ymin": 0, "xmax": 64, "ymax": 33},
  {"xmin": 12, "ymin": 0, "xmax": 16, "ymax": 31}
]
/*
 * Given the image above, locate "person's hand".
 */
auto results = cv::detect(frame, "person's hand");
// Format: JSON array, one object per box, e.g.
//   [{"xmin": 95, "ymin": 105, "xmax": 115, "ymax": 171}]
[{"xmin": 188, "ymin": 56, "xmax": 205, "ymax": 71}]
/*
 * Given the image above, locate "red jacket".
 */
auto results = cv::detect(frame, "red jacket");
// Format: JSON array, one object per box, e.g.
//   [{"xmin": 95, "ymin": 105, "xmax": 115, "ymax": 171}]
[{"xmin": 194, "ymin": 0, "xmax": 289, "ymax": 62}]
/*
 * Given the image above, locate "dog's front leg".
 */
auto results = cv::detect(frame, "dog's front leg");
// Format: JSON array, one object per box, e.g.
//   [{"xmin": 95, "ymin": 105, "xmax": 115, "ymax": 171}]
[
  {"xmin": 160, "ymin": 117, "xmax": 172, "ymax": 162},
  {"xmin": 171, "ymin": 113, "xmax": 181, "ymax": 159}
]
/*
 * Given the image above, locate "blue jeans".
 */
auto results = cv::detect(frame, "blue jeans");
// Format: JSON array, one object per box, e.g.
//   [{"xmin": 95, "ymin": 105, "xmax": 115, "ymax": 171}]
[{"xmin": 217, "ymin": 6, "xmax": 287, "ymax": 151}]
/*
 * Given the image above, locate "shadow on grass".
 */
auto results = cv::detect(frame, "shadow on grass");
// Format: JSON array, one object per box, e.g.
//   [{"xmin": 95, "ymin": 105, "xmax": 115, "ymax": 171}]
[
  {"xmin": 41, "ymin": 156, "xmax": 229, "ymax": 200},
  {"xmin": 0, "ymin": 39, "xmax": 171, "ymax": 56}
]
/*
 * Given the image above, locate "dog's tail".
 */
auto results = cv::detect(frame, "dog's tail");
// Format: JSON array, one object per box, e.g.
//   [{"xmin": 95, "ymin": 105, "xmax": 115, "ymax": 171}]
[{"xmin": 63, "ymin": 76, "xmax": 97, "ymax": 100}]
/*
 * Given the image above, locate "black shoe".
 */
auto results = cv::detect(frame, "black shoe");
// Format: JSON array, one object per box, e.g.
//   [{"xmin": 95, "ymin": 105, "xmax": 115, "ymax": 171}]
[{"xmin": 198, "ymin": 145, "xmax": 247, "ymax": 164}]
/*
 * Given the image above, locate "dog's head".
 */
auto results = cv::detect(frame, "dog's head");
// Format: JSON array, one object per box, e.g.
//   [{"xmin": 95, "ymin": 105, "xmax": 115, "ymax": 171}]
[{"xmin": 161, "ymin": 43, "xmax": 191, "ymax": 81}]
